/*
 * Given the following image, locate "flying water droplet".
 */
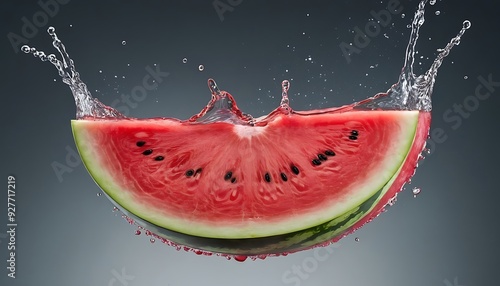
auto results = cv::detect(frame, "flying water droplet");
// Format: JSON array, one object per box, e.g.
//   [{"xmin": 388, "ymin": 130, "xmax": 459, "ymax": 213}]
[
  {"xmin": 182, "ymin": 58, "xmax": 188, "ymax": 64},
  {"xmin": 463, "ymin": 20, "xmax": 472, "ymax": 30},
  {"xmin": 464, "ymin": 75, "xmax": 468, "ymax": 80},
  {"xmin": 47, "ymin": 26, "xmax": 55, "ymax": 35},
  {"xmin": 112, "ymin": 207, "xmax": 119, "ymax": 212},
  {"xmin": 430, "ymin": 0, "xmax": 436, "ymax": 5},
  {"xmin": 150, "ymin": 238, "xmax": 155, "ymax": 243},
  {"xmin": 435, "ymin": 11, "xmax": 441, "ymax": 16},
  {"xmin": 198, "ymin": 64, "xmax": 204, "ymax": 71},
  {"xmin": 134, "ymin": 230, "xmax": 141, "ymax": 235},
  {"xmin": 96, "ymin": 192, "xmax": 101, "ymax": 197},
  {"xmin": 412, "ymin": 187, "xmax": 421, "ymax": 197},
  {"xmin": 355, "ymin": 237, "xmax": 360, "ymax": 242},
  {"xmin": 21, "ymin": 45, "xmax": 31, "ymax": 53},
  {"xmin": 121, "ymin": 40, "xmax": 127, "ymax": 45}
]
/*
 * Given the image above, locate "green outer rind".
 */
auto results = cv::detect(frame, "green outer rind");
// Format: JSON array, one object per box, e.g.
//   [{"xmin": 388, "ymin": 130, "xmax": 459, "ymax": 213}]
[
  {"xmin": 113, "ymin": 177, "xmax": 389, "ymax": 255},
  {"xmin": 71, "ymin": 111, "xmax": 418, "ymax": 251}
]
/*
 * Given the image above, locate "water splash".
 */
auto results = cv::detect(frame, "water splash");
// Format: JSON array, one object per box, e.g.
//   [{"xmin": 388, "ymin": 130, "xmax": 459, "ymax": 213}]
[
  {"xmin": 21, "ymin": 1, "xmax": 470, "ymax": 121},
  {"xmin": 280, "ymin": 80, "xmax": 291, "ymax": 114},
  {"xmin": 21, "ymin": 27, "xmax": 125, "ymax": 119},
  {"xmin": 187, "ymin": 79, "xmax": 255, "ymax": 125},
  {"xmin": 359, "ymin": 1, "xmax": 470, "ymax": 111}
]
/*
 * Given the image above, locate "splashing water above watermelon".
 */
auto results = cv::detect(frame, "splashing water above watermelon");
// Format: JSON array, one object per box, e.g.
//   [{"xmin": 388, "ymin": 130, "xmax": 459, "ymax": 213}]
[{"xmin": 22, "ymin": 0, "xmax": 470, "ymax": 260}]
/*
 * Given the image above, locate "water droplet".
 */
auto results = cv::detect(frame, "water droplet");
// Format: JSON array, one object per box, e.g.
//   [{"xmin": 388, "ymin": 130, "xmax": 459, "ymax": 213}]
[
  {"xmin": 401, "ymin": 13, "xmax": 405, "ymax": 18},
  {"xmin": 207, "ymin": 78, "xmax": 221, "ymax": 96},
  {"xmin": 234, "ymin": 255, "xmax": 248, "ymax": 262},
  {"xmin": 387, "ymin": 198, "xmax": 397, "ymax": 206},
  {"xmin": 182, "ymin": 58, "xmax": 188, "ymax": 64},
  {"xmin": 69, "ymin": 24, "xmax": 73, "ymax": 28},
  {"xmin": 435, "ymin": 11, "xmax": 441, "ymax": 16},
  {"xmin": 463, "ymin": 20, "xmax": 471, "ymax": 30},
  {"xmin": 412, "ymin": 187, "xmax": 421, "ymax": 197},
  {"xmin": 121, "ymin": 40, "xmax": 127, "ymax": 45},
  {"xmin": 47, "ymin": 26, "xmax": 55, "ymax": 35},
  {"xmin": 112, "ymin": 207, "xmax": 119, "ymax": 212},
  {"xmin": 99, "ymin": 70, "xmax": 103, "ymax": 73},
  {"xmin": 145, "ymin": 230, "xmax": 152, "ymax": 236},
  {"xmin": 198, "ymin": 64, "xmax": 204, "ymax": 71},
  {"xmin": 134, "ymin": 230, "xmax": 141, "ymax": 235},
  {"xmin": 464, "ymin": 75, "xmax": 468, "ymax": 80},
  {"xmin": 355, "ymin": 237, "xmax": 360, "ymax": 242},
  {"xmin": 430, "ymin": 0, "xmax": 436, "ymax": 5},
  {"xmin": 150, "ymin": 238, "xmax": 155, "ymax": 243},
  {"xmin": 96, "ymin": 192, "xmax": 101, "ymax": 197},
  {"xmin": 21, "ymin": 45, "xmax": 31, "ymax": 53}
]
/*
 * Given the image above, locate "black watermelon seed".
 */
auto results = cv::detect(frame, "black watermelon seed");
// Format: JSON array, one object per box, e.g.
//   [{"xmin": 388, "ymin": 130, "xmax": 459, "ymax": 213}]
[
  {"xmin": 318, "ymin": 154, "xmax": 328, "ymax": 161},
  {"xmin": 195, "ymin": 168, "xmax": 202, "ymax": 175},
  {"xmin": 231, "ymin": 177, "xmax": 236, "ymax": 184},
  {"xmin": 312, "ymin": 159, "xmax": 321, "ymax": 166},
  {"xmin": 280, "ymin": 173, "xmax": 288, "ymax": 182},
  {"xmin": 224, "ymin": 171, "xmax": 233, "ymax": 181},
  {"xmin": 136, "ymin": 141, "xmax": 146, "ymax": 147},
  {"xmin": 185, "ymin": 169, "xmax": 194, "ymax": 177},
  {"xmin": 348, "ymin": 135, "xmax": 358, "ymax": 140},
  {"xmin": 142, "ymin": 149, "xmax": 153, "ymax": 155},
  {"xmin": 154, "ymin": 156, "xmax": 164, "ymax": 161},
  {"xmin": 264, "ymin": 173, "xmax": 271, "ymax": 182},
  {"xmin": 325, "ymin": 150, "xmax": 336, "ymax": 156},
  {"xmin": 291, "ymin": 165, "xmax": 300, "ymax": 175},
  {"xmin": 351, "ymin": 130, "xmax": 359, "ymax": 136}
]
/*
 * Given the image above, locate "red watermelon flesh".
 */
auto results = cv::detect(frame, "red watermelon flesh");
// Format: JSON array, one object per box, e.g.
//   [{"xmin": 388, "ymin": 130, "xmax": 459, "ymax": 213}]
[{"xmin": 72, "ymin": 93, "xmax": 430, "ymax": 255}]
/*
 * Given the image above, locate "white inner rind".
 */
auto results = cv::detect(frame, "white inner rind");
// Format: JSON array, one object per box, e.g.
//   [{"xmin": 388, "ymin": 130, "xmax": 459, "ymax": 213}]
[{"xmin": 71, "ymin": 110, "xmax": 419, "ymax": 239}]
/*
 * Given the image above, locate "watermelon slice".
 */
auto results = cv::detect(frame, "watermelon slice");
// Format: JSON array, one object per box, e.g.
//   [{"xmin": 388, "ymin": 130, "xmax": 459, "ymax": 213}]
[{"xmin": 71, "ymin": 89, "xmax": 431, "ymax": 255}]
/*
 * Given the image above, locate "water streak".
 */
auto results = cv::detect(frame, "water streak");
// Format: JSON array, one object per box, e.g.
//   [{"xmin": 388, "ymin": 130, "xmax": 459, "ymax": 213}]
[{"xmin": 21, "ymin": 27, "xmax": 125, "ymax": 119}]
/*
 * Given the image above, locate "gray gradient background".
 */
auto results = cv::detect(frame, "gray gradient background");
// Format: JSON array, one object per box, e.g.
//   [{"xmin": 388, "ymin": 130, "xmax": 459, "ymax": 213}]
[{"xmin": 1, "ymin": 0, "xmax": 499, "ymax": 285}]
